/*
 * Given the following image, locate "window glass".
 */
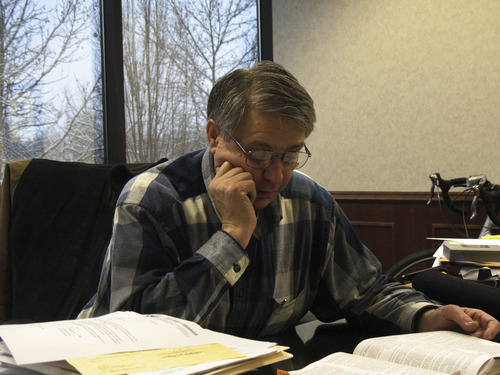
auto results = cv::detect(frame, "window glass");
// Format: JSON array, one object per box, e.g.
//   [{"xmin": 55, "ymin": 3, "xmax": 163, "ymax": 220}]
[
  {"xmin": 122, "ymin": 0, "xmax": 258, "ymax": 163},
  {"xmin": 0, "ymin": 0, "xmax": 102, "ymax": 180},
  {"xmin": 0, "ymin": 0, "xmax": 259, "ymax": 182}
]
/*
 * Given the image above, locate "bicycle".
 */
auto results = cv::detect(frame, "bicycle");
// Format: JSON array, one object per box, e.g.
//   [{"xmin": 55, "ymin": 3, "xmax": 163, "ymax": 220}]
[{"xmin": 386, "ymin": 173, "xmax": 500, "ymax": 281}]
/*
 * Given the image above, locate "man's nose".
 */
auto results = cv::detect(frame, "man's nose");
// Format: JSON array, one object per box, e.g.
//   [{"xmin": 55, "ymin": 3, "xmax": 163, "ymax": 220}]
[{"xmin": 262, "ymin": 156, "xmax": 285, "ymax": 183}]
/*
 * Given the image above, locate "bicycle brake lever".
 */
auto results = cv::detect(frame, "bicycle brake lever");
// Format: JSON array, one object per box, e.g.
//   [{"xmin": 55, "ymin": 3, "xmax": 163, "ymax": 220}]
[
  {"xmin": 427, "ymin": 173, "xmax": 439, "ymax": 205},
  {"xmin": 467, "ymin": 175, "xmax": 487, "ymax": 187},
  {"xmin": 468, "ymin": 176, "xmax": 487, "ymax": 220},
  {"xmin": 471, "ymin": 185, "xmax": 480, "ymax": 219}
]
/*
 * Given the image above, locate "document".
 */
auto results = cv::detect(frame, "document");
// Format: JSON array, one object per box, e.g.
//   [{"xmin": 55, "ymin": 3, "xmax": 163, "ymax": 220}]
[
  {"xmin": 278, "ymin": 331, "xmax": 500, "ymax": 375},
  {"xmin": 0, "ymin": 311, "xmax": 291, "ymax": 375}
]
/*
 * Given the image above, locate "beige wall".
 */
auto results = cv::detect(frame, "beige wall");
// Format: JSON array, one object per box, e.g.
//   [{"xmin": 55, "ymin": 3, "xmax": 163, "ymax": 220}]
[{"xmin": 273, "ymin": 0, "xmax": 500, "ymax": 191}]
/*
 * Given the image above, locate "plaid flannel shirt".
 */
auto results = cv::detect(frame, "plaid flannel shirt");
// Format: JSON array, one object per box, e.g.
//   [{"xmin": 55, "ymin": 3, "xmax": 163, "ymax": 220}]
[{"xmin": 79, "ymin": 149, "xmax": 435, "ymax": 338}]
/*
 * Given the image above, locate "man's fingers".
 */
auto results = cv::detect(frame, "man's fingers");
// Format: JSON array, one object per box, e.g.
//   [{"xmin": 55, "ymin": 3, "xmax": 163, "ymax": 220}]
[
  {"xmin": 210, "ymin": 161, "xmax": 256, "ymax": 208},
  {"xmin": 463, "ymin": 308, "xmax": 500, "ymax": 340},
  {"xmin": 209, "ymin": 162, "xmax": 257, "ymax": 248},
  {"xmin": 446, "ymin": 306, "xmax": 500, "ymax": 340},
  {"xmin": 243, "ymin": 180, "xmax": 256, "ymax": 204},
  {"xmin": 215, "ymin": 161, "xmax": 233, "ymax": 175},
  {"xmin": 441, "ymin": 305, "xmax": 478, "ymax": 332},
  {"xmin": 419, "ymin": 305, "xmax": 500, "ymax": 340}
]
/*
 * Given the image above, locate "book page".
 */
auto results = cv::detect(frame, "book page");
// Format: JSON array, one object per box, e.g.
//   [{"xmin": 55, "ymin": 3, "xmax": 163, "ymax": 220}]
[
  {"xmin": 354, "ymin": 331, "xmax": 499, "ymax": 375},
  {"xmin": 283, "ymin": 352, "xmax": 449, "ymax": 375}
]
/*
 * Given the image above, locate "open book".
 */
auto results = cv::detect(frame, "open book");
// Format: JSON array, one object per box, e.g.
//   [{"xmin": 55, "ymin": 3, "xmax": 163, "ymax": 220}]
[
  {"xmin": 0, "ymin": 311, "xmax": 291, "ymax": 375},
  {"xmin": 278, "ymin": 331, "xmax": 500, "ymax": 375}
]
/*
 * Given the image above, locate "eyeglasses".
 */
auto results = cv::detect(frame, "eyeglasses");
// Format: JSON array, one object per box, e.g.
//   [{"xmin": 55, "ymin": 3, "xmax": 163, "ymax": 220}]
[{"xmin": 224, "ymin": 130, "xmax": 311, "ymax": 170}]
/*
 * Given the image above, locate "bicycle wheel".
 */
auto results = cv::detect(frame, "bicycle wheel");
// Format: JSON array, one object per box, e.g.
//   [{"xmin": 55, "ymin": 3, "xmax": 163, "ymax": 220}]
[{"xmin": 385, "ymin": 248, "xmax": 437, "ymax": 282}]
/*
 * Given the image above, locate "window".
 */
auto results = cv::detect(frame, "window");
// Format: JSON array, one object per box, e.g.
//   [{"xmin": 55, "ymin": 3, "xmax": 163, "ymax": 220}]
[
  {"xmin": 1, "ymin": 0, "xmax": 270, "ymax": 179},
  {"xmin": 122, "ymin": 0, "xmax": 258, "ymax": 163},
  {"xmin": 1, "ymin": 0, "xmax": 103, "ymax": 167}
]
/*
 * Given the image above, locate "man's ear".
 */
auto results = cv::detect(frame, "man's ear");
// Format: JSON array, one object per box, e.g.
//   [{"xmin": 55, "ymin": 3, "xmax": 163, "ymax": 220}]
[{"xmin": 206, "ymin": 119, "xmax": 220, "ymax": 153}]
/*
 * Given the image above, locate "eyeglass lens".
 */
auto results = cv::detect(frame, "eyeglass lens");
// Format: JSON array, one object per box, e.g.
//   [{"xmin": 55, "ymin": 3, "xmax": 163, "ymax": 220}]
[
  {"xmin": 224, "ymin": 129, "xmax": 310, "ymax": 170},
  {"xmin": 247, "ymin": 150, "xmax": 309, "ymax": 170}
]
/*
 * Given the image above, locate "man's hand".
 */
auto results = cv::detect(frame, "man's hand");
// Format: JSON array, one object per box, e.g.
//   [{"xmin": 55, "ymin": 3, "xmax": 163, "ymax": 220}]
[
  {"xmin": 418, "ymin": 305, "xmax": 500, "ymax": 340},
  {"xmin": 209, "ymin": 161, "xmax": 257, "ymax": 248}
]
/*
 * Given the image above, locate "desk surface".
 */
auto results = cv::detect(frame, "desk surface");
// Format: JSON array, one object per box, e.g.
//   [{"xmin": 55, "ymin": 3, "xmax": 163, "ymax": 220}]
[{"xmin": 257, "ymin": 319, "xmax": 367, "ymax": 374}]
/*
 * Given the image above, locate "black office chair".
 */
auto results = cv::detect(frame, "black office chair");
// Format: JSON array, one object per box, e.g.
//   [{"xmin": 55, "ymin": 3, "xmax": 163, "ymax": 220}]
[
  {"xmin": 0, "ymin": 158, "xmax": 165, "ymax": 323},
  {"xmin": 386, "ymin": 248, "xmax": 500, "ymax": 323}
]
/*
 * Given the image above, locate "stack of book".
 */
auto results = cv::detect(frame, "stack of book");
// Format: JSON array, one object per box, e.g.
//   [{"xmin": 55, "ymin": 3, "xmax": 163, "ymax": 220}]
[{"xmin": 442, "ymin": 239, "xmax": 500, "ymax": 263}]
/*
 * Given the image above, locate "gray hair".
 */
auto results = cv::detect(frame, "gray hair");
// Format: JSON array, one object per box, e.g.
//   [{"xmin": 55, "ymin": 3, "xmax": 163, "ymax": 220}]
[{"xmin": 207, "ymin": 60, "xmax": 316, "ymax": 140}]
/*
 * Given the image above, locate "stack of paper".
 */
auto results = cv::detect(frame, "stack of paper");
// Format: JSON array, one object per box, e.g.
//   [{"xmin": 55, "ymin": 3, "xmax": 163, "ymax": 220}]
[{"xmin": 0, "ymin": 311, "xmax": 292, "ymax": 375}]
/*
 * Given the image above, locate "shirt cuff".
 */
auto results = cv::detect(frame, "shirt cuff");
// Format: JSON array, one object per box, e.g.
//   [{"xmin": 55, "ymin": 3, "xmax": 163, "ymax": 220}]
[
  {"xmin": 411, "ymin": 304, "xmax": 439, "ymax": 332},
  {"xmin": 197, "ymin": 230, "xmax": 250, "ymax": 286}
]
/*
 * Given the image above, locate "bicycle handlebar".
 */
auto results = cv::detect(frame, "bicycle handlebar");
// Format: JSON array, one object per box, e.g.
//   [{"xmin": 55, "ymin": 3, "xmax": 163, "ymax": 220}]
[
  {"xmin": 427, "ymin": 173, "xmax": 468, "ymax": 214},
  {"xmin": 428, "ymin": 172, "xmax": 500, "ymax": 228}
]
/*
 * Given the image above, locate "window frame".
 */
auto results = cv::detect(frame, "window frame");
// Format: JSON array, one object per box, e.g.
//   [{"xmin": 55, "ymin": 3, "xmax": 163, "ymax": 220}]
[{"xmin": 101, "ymin": 0, "xmax": 273, "ymax": 164}]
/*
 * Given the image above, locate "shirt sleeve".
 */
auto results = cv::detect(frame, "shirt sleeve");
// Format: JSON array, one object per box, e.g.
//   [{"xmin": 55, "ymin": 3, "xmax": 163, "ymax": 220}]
[
  {"xmin": 312, "ymin": 202, "xmax": 437, "ymax": 333},
  {"xmin": 83, "ymin": 197, "xmax": 249, "ymax": 324}
]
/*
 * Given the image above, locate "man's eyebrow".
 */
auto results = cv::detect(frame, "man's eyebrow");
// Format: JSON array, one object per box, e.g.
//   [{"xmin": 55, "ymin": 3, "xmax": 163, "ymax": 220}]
[
  {"xmin": 250, "ymin": 140, "xmax": 305, "ymax": 151},
  {"xmin": 289, "ymin": 143, "xmax": 306, "ymax": 151}
]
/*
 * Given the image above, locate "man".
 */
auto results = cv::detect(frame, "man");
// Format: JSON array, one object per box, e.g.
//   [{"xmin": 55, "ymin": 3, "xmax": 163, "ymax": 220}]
[{"xmin": 80, "ymin": 61, "xmax": 499, "ymax": 340}]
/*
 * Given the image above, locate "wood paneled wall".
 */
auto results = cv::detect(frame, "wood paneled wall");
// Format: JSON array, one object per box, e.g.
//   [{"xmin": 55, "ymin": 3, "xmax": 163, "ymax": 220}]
[{"xmin": 331, "ymin": 192, "xmax": 496, "ymax": 272}]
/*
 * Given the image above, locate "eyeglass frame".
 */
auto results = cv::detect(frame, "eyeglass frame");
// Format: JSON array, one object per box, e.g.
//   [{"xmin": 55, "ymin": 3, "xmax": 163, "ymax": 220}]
[{"xmin": 223, "ymin": 129, "xmax": 311, "ymax": 170}]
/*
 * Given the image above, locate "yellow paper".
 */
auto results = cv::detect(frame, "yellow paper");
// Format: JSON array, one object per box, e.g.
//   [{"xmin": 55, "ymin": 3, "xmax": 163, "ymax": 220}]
[
  {"xmin": 439, "ymin": 257, "xmax": 500, "ymax": 268},
  {"xmin": 67, "ymin": 343, "xmax": 244, "ymax": 375}
]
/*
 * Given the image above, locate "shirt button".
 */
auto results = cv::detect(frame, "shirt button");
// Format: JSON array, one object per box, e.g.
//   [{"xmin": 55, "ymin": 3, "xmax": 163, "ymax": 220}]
[{"xmin": 233, "ymin": 264, "xmax": 241, "ymax": 273}]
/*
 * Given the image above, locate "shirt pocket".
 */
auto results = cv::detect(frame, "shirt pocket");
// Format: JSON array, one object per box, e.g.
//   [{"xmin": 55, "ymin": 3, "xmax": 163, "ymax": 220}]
[{"xmin": 259, "ymin": 287, "xmax": 310, "ymax": 336}]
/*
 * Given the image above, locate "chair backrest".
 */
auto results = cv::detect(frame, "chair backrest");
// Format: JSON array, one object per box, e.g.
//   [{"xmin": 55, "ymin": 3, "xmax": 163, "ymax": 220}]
[{"xmin": 0, "ymin": 158, "xmax": 165, "ymax": 323}]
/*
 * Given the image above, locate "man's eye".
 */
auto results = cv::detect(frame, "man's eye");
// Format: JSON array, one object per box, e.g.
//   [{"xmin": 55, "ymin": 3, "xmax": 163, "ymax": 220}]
[
  {"xmin": 283, "ymin": 152, "xmax": 300, "ymax": 162},
  {"xmin": 249, "ymin": 151, "xmax": 272, "ymax": 161}
]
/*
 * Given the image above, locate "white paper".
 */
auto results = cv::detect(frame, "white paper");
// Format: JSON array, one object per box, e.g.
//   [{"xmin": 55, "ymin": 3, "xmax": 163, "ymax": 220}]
[
  {"xmin": 427, "ymin": 238, "xmax": 500, "ymax": 246},
  {"xmin": 0, "ymin": 312, "xmax": 275, "ymax": 366}
]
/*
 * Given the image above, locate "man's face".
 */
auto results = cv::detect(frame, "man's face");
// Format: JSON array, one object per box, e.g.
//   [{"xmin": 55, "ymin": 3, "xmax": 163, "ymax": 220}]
[{"xmin": 208, "ymin": 109, "xmax": 306, "ymax": 210}]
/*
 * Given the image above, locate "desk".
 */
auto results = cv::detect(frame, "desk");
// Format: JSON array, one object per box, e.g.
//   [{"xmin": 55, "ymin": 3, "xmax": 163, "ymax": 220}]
[
  {"xmin": 0, "ymin": 318, "xmax": 369, "ymax": 374},
  {"xmin": 257, "ymin": 319, "xmax": 368, "ymax": 374}
]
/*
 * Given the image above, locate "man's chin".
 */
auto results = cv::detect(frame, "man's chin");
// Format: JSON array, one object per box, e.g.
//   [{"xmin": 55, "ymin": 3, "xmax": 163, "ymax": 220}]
[{"xmin": 253, "ymin": 196, "xmax": 275, "ymax": 210}]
